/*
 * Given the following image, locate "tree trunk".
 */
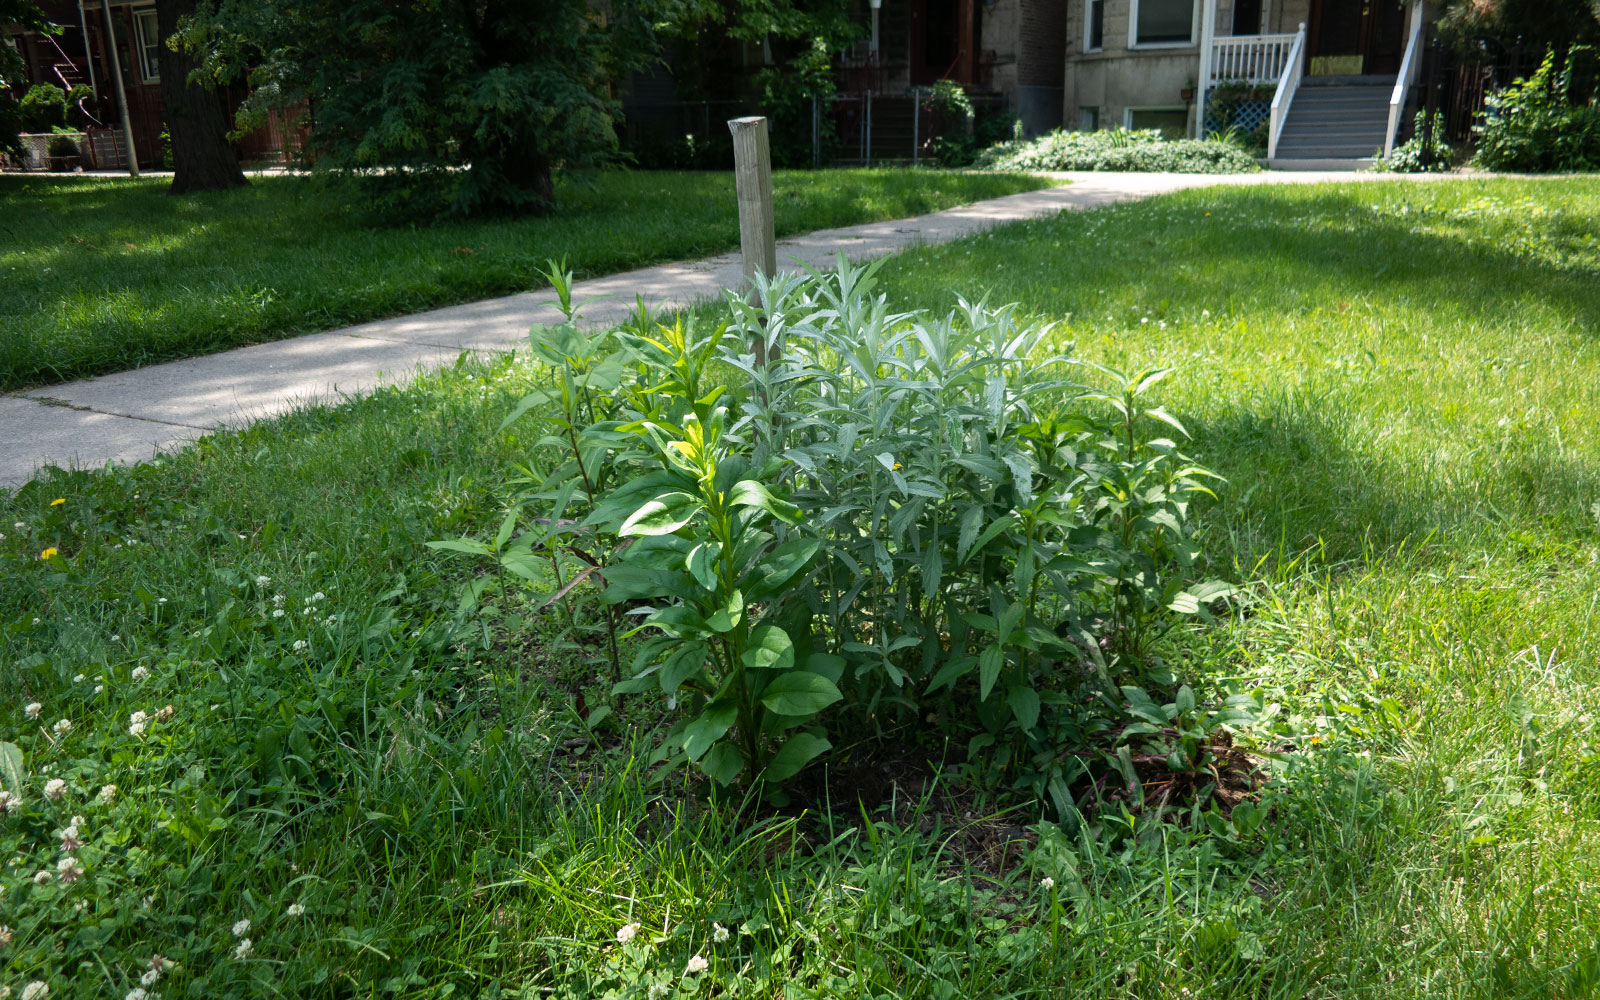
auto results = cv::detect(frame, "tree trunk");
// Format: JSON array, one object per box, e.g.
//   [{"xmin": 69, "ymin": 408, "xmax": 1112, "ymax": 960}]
[{"xmin": 156, "ymin": 0, "xmax": 247, "ymax": 194}]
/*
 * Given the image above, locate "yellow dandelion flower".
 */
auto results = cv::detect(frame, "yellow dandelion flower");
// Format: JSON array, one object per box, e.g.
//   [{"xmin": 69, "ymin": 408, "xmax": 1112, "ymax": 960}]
[
  {"xmin": 40, "ymin": 547, "xmax": 59, "ymax": 560},
  {"xmin": 50, "ymin": 498, "xmax": 65, "ymax": 506}
]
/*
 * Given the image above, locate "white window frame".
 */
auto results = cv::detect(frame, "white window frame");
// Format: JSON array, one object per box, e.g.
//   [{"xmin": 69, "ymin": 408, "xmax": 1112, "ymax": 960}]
[
  {"xmin": 1123, "ymin": 104, "xmax": 1190, "ymax": 136},
  {"xmin": 1127, "ymin": 0, "xmax": 1199, "ymax": 49},
  {"xmin": 1082, "ymin": 0, "xmax": 1105, "ymax": 53},
  {"xmin": 132, "ymin": 6, "xmax": 160, "ymax": 84}
]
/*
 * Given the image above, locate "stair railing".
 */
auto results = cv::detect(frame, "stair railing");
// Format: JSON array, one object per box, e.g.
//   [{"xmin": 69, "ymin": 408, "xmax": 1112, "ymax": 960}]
[
  {"xmin": 1385, "ymin": 3, "xmax": 1426, "ymax": 156},
  {"xmin": 1267, "ymin": 22, "xmax": 1307, "ymax": 159}
]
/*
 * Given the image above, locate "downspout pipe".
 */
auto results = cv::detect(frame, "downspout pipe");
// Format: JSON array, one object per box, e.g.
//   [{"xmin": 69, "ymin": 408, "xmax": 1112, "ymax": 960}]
[{"xmin": 97, "ymin": 0, "xmax": 140, "ymax": 174}]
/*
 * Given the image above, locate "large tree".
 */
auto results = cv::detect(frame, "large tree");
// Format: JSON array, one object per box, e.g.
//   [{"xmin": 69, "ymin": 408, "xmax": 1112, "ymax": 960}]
[
  {"xmin": 1436, "ymin": 0, "xmax": 1600, "ymax": 57},
  {"xmin": 202, "ymin": 0, "xmax": 646, "ymax": 216},
  {"xmin": 157, "ymin": 0, "xmax": 248, "ymax": 193},
  {"xmin": 0, "ymin": 0, "xmax": 51, "ymax": 157}
]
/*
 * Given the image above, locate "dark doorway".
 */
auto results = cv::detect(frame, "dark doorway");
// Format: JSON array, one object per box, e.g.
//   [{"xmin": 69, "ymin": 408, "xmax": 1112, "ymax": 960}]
[
  {"xmin": 1232, "ymin": 0, "xmax": 1263, "ymax": 35},
  {"xmin": 1307, "ymin": 0, "xmax": 1407, "ymax": 75},
  {"xmin": 910, "ymin": 0, "xmax": 979, "ymax": 84}
]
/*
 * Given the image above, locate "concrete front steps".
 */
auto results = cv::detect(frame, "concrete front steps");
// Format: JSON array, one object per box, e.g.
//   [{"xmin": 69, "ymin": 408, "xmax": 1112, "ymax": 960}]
[{"xmin": 1269, "ymin": 76, "xmax": 1392, "ymax": 168}]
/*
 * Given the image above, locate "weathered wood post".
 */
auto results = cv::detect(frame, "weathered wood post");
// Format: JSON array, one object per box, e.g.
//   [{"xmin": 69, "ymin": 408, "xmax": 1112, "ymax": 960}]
[{"xmin": 728, "ymin": 116, "xmax": 777, "ymax": 365}]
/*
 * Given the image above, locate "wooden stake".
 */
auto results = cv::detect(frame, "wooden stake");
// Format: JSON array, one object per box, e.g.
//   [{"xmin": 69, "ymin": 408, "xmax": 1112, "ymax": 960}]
[
  {"xmin": 727, "ymin": 116, "xmax": 777, "ymax": 291},
  {"xmin": 728, "ymin": 116, "xmax": 778, "ymax": 369}
]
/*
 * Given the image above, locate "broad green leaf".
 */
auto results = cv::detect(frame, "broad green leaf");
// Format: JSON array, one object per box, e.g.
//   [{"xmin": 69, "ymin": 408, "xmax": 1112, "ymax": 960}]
[
  {"xmin": 1175, "ymin": 685, "xmax": 1196, "ymax": 716},
  {"xmin": 959, "ymin": 515, "xmax": 1017, "ymax": 566},
  {"xmin": 621, "ymin": 492, "xmax": 703, "ymax": 537},
  {"xmin": 706, "ymin": 590, "xmax": 744, "ymax": 633},
  {"xmin": 1007, "ymin": 686, "xmax": 1041, "ymax": 731},
  {"xmin": 924, "ymin": 653, "xmax": 976, "ymax": 695},
  {"xmin": 681, "ymin": 701, "xmax": 738, "ymax": 762},
  {"xmin": 728, "ymin": 480, "xmax": 802, "ymax": 525},
  {"xmin": 742, "ymin": 538, "xmax": 820, "ymax": 600},
  {"xmin": 0, "ymin": 741, "xmax": 22, "ymax": 794},
  {"xmin": 700, "ymin": 742, "xmax": 745, "ymax": 785},
  {"xmin": 978, "ymin": 645, "xmax": 1004, "ymax": 701},
  {"xmin": 763, "ymin": 733, "xmax": 831, "ymax": 783},
  {"xmin": 801, "ymin": 653, "xmax": 846, "ymax": 686},
  {"xmin": 742, "ymin": 625, "xmax": 794, "ymax": 671},
  {"xmin": 659, "ymin": 641, "xmax": 710, "ymax": 696},
  {"xmin": 759, "ymin": 672, "xmax": 842, "ymax": 716},
  {"xmin": 424, "ymin": 538, "xmax": 495, "ymax": 556},
  {"xmin": 685, "ymin": 542, "xmax": 722, "ymax": 592}
]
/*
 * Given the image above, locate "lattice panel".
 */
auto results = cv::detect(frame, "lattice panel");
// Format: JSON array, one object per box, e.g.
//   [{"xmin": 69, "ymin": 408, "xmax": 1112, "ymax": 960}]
[{"xmin": 1204, "ymin": 98, "xmax": 1270, "ymax": 135}]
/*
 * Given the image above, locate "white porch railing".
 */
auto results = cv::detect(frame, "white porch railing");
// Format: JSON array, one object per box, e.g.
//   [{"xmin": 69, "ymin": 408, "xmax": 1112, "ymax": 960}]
[
  {"xmin": 1208, "ymin": 33, "xmax": 1302, "ymax": 86},
  {"xmin": 1385, "ymin": 3, "xmax": 1427, "ymax": 156},
  {"xmin": 1267, "ymin": 24, "xmax": 1308, "ymax": 159}
]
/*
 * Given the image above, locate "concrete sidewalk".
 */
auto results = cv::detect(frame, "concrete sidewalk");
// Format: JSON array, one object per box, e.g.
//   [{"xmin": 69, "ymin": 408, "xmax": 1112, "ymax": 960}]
[{"xmin": 2, "ymin": 169, "xmax": 1454, "ymax": 489}]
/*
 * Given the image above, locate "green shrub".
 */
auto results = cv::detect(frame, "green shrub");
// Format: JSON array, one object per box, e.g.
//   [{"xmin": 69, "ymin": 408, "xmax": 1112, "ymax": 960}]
[
  {"xmin": 979, "ymin": 128, "xmax": 1261, "ymax": 173},
  {"xmin": 921, "ymin": 80, "xmax": 977, "ymax": 165},
  {"xmin": 450, "ymin": 258, "xmax": 1231, "ymax": 809},
  {"xmin": 46, "ymin": 133, "xmax": 79, "ymax": 159},
  {"xmin": 18, "ymin": 83, "xmax": 68, "ymax": 134},
  {"xmin": 1473, "ymin": 48, "xmax": 1600, "ymax": 172},
  {"xmin": 1377, "ymin": 111, "xmax": 1454, "ymax": 172}
]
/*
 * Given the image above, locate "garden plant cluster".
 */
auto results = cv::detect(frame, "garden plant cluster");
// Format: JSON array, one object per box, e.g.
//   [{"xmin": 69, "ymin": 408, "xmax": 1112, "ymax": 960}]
[{"xmin": 438, "ymin": 258, "xmax": 1250, "ymax": 812}]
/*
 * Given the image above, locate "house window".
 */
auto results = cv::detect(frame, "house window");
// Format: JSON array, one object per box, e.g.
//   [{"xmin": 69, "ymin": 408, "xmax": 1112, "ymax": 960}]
[
  {"xmin": 1130, "ymin": 0, "xmax": 1196, "ymax": 46},
  {"xmin": 1079, "ymin": 106, "xmax": 1100, "ymax": 131},
  {"xmin": 132, "ymin": 8, "xmax": 160, "ymax": 83},
  {"xmin": 1085, "ymin": 0, "xmax": 1105, "ymax": 51}
]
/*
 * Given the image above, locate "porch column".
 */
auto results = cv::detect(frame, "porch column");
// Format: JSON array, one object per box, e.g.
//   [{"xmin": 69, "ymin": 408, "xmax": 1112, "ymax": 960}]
[{"xmin": 1195, "ymin": 0, "xmax": 1219, "ymax": 137}]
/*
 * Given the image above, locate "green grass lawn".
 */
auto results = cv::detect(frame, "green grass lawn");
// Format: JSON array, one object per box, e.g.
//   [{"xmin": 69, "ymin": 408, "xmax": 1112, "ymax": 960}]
[
  {"xmin": 3, "ymin": 176, "xmax": 1599, "ymax": 1000},
  {"xmin": 0, "ymin": 168, "xmax": 1049, "ymax": 391}
]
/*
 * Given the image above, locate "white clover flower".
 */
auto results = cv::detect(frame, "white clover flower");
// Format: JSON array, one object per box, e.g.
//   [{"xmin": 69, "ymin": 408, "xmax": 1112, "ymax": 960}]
[
  {"xmin": 52, "ymin": 718, "xmax": 71, "ymax": 736},
  {"xmin": 272, "ymin": 609, "xmax": 285, "ymax": 618},
  {"xmin": 140, "ymin": 967, "xmax": 162, "ymax": 986},
  {"xmin": 98, "ymin": 784, "xmax": 117, "ymax": 804},
  {"xmin": 0, "ymin": 790, "xmax": 21, "ymax": 813},
  {"xmin": 712, "ymin": 922, "xmax": 728, "ymax": 943},
  {"xmin": 111, "ymin": 635, "xmax": 121, "ymax": 643},
  {"xmin": 287, "ymin": 903, "xmax": 305, "ymax": 917},
  {"xmin": 273, "ymin": 593, "xmax": 286, "ymax": 606},
  {"xmin": 292, "ymin": 640, "xmax": 308, "ymax": 652},
  {"xmin": 615, "ymin": 922, "xmax": 640, "ymax": 944},
  {"xmin": 125, "ymin": 989, "xmax": 149, "ymax": 1000},
  {"xmin": 12, "ymin": 521, "xmax": 23, "ymax": 529},
  {"xmin": 33, "ymin": 869, "xmax": 53, "ymax": 884},
  {"xmin": 131, "ymin": 666, "xmax": 150, "ymax": 682},
  {"xmin": 232, "ymin": 918, "xmax": 251, "ymax": 938},
  {"xmin": 129, "ymin": 711, "xmax": 150, "ymax": 737},
  {"xmin": 22, "ymin": 982, "xmax": 49, "ymax": 1000},
  {"xmin": 56, "ymin": 856, "xmax": 82, "ymax": 882},
  {"xmin": 0, "ymin": 924, "xmax": 11, "ymax": 945},
  {"xmin": 1040, "ymin": 876, "xmax": 1055, "ymax": 891},
  {"xmin": 648, "ymin": 985, "xmax": 668, "ymax": 1000},
  {"xmin": 94, "ymin": 685, "xmax": 105, "ymax": 695},
  {"xmin": 155, "ymin": 705, "xmax": 173, "ymax": 722},
  {"xmin": 685, "ymin": 955, "xmax": 709, "ymax": 975},
  {"xmin": 312, "ymin": 592, "xmax": 326, "ymax": 602},
  {"xmin": 233, "ymin": 938, "xmax": 253, "ymax": 960},
  {"xmin": 255, "ymin": 575, "xmax": 271, "ymax": 586},
  {"xmin": 44, "ymin": 778, "xmax": 66, "ymax": 801},
  {"xmin": 72, "ymin": 674, "xmax": 85, "ymax": 683},
  {"xmin": 60, "ymin": 825, "xmax": 81, "ymax": 851},
  {"xmin": 156, "ymin": 597, "xmax": 166, "ymax": 604},
  {"xmin": 24, "ymin": 702, "xmax": 42, "ymax": 719}
]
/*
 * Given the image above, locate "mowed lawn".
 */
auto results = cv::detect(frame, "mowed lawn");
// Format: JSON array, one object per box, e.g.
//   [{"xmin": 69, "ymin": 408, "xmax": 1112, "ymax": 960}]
[
  {"xmin": 0, "ymin": 168, "xmax": 1050, "ymax": 390},
  {"xmin": 3, "ymin": 177, "xmax": 1598, "ymax": 999}
]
